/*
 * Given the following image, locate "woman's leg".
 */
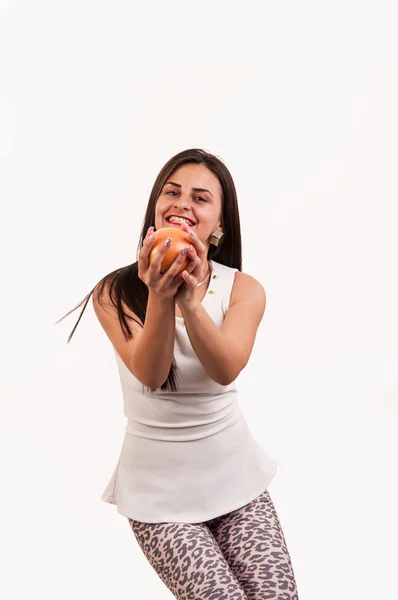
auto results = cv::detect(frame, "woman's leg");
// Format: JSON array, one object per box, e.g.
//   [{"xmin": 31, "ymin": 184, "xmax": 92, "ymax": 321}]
[
  {"xmin": 206, "ymin": 490, "xmax": 299, "ymax": 600},
  {"xmin": 128, "ymin": 518, "xmax": 248, "ymax": 600}
]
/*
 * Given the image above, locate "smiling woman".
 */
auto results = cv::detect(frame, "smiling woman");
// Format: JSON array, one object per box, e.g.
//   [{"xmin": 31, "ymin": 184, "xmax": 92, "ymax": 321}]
[
  {"xmin": 156, "ymin": 163, "xmax": 223, "ymax": 243},
  {"xmin": 58, "ymin": 150, "xmax": 242, "ymax": 392},
  {"xmin": 56, "ymin": 148, "xmax": 299, "ymax": 600}
]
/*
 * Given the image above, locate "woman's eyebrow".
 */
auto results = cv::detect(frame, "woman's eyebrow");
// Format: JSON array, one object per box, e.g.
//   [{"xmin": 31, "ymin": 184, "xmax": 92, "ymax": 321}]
[{"xmin": 165, "ymin": 181, "xmax": 213, "ymax": 197}]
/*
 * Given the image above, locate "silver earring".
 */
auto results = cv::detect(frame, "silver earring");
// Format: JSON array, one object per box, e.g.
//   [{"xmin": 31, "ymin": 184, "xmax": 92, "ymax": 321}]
[{"xmin": 210, "ymin": 228, "xmax": 224, "ymax": 247}]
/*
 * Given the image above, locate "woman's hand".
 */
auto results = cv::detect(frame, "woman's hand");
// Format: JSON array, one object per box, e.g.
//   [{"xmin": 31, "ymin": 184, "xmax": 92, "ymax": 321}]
[
  {"xmin": 138, "ymin": 226, "xmax": 196, "ymax": 298},
  {"xmin": 175, "ymin": 222, "xmax": 210, "ymax": 309}
]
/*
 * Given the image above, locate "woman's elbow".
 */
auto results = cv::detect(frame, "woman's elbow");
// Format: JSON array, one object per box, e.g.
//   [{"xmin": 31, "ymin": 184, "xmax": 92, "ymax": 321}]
[{"xmin": 213, "ymin": 366, "xmax": 242, "ymax": 386}]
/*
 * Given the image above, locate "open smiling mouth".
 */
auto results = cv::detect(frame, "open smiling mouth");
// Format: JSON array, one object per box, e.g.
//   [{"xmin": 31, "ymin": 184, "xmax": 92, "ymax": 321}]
[{"xmin": 165, "ymin": 216, "xmax": 196, "ymax": 227}]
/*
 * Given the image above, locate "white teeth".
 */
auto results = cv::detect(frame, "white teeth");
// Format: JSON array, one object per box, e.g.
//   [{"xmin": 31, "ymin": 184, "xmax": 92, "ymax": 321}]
[{"xmin": 167, "ymin": 216, "xmax": 194, "ymax": 226}]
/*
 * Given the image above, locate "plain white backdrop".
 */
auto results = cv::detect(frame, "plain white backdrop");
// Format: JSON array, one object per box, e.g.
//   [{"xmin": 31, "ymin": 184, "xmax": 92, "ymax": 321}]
[{"xmin": 1, "ymin": 1, "xmax": 397, "ymax": 598}]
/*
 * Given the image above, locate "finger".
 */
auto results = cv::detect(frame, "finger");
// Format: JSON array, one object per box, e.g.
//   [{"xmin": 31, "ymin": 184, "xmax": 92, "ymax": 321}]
[
  {"xmin": 183, "ymin": 225, "xmax": 205, "ymax": 257},
  {"xmin": 172, "ymin": 259, "xmax": 196, "ymax": 287},
  {"xmin": 147, "ymin": 236, "xmax": 173, "ymax": 273},
  {"xmin": 186, "ymin": 259, "xmax": 197, "ymax": 273},
  {"xmin": 139, "ymin": 231, "xmax": 158, "ymax": 260},
  {"xmin": 138, "ymin": 232, "xmax": 165, "ymax": 279},
  {"xmin": 162, "ymin": 246, "xmax": 191, "ymax": 279},
  {"xmin": 186, "ymin": 251, "xmax": 201, "ymax": 275},
  {"xmin": 168, "ymin": 251, "xmax": 195, "ymax": 285},
  {"xmin": 187, "ymin": 244, "xmax": 199, "ymax": 261},
  {"xmin": 181, "ymin": 270, "xmax": 195, "ymax": 286},
  {"xmin": 144, "ymin": 226, "xmax": 155, "ymax": 241},
  {"xmin": 175, "ymin": 264, "xmax": 193, "ymax": 284},
  {"xmin": 180, "ymin": 223, "xmax": 206, "ymax": 263}
]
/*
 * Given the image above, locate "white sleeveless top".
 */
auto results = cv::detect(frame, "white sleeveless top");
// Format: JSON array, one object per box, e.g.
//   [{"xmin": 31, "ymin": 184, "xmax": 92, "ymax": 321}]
[{"xmin": 102, "ymin": 259, "xmax": 278, "ymax": 523}]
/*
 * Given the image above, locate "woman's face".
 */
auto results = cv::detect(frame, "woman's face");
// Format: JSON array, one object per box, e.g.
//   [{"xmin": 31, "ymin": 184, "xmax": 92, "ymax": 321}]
[{"xmin": 154, "ymin": 163, "xmax": 223, "ymax": 250}]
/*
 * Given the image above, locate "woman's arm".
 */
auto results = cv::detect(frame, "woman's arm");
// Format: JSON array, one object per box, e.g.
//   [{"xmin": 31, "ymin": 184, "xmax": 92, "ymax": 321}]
[
  {"xmin": 93, "ymin": 285, "xmax": 176, "ymax": 389},
  {"xmin": 179, "ymin": 272, "xmax": 266, "ymax": 386},
  {"xmin": 130, "ymin": 291, "xmax": 177, "ymax": 388},
  {"xmin": 93, "ymin": 227, "xmax": 196, "ymax": 389}
]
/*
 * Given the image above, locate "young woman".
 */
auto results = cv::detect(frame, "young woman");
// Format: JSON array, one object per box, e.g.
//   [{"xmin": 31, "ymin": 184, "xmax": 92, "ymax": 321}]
[{"xmin": 59, "ymin": 149, "xmax": 299, "ymax": 599}]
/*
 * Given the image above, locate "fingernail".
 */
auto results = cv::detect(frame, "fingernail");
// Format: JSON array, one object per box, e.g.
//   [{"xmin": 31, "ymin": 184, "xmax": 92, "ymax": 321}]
[
  {"xmin": 189, "ymin": 245, "xmax": 195, "ymax": 253},
  {"xmin": 164, "ymin": 237, "xmax": 172, "ymax": 247},
  {"xmin": 181, "ymin": 247, "xmax": 188, "ymax": 256},
  {"xmin": 189, "ymin": 230, "xmax": 195, "ymax": 237}
]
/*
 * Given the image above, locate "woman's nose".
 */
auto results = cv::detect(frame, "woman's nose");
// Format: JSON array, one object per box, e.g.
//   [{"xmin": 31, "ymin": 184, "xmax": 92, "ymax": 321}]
[{"xmin": 174, "ymin": 196, "xmax": 189, "ymax": 209}]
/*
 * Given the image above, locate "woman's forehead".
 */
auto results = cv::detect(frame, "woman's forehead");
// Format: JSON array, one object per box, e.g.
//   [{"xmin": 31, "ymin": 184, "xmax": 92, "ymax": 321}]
[{"xmin": 168, "ymin": 164, "xmax": 221, "ymax": 192}]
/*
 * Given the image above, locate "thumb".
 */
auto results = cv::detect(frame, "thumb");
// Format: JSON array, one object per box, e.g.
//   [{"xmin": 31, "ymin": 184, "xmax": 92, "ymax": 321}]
[{"xmin": 181, "ymin": 270, "xmax": 195, "ymax": 285}]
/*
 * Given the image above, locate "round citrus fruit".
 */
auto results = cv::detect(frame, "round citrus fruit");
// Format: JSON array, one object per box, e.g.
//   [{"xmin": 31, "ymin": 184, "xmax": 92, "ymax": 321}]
[{"xmin": 148, "ymin": 226, "xmax": 196, "ymax": 274}]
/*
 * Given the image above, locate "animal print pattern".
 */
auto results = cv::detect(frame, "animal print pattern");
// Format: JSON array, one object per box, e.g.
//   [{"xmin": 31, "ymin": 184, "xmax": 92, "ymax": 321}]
[{"xmin": 128, "ymin": 489, "xmax": 299, "ymax": 599}]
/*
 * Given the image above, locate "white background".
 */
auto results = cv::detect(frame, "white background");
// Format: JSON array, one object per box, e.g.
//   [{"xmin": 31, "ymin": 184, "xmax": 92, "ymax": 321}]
[{"xmin": 1, "ymin": 1, "xmax": 397, "ymax": 598}]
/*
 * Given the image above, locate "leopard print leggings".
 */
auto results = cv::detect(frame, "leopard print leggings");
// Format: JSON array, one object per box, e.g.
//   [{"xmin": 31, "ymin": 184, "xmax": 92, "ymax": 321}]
[{"xmin": 128, "ymin": 489, "xmax": 299, "ymax": 599}]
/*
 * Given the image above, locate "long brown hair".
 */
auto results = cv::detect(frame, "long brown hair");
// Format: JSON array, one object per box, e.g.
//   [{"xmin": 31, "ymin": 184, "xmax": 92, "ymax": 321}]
[{"xmin": 56, "ymin": 148, "xmax": 242, "ymax": 391}]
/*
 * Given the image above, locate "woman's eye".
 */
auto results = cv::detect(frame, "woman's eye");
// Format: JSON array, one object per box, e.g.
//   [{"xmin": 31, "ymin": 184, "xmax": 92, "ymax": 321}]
[{"xmin": 166, "ymin": 190, "xmax": 206, "ymax": 202}]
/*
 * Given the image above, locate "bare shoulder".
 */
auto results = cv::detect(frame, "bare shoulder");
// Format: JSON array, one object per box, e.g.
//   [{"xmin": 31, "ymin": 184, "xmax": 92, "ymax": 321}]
[
  {"xmin": 92, "ymin": 278, "xmax": 116, "ymax": 318},
  {"xmin": 230, "ymin": 271, "xmax": 266, "ymax": 312}
]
